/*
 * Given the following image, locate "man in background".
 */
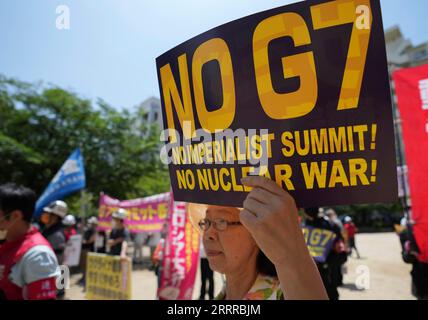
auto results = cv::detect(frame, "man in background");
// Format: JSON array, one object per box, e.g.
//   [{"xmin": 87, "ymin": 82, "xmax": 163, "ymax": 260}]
[{"xmin": 0, "ymin": 183, "xmax": 59, "ymax": 300}]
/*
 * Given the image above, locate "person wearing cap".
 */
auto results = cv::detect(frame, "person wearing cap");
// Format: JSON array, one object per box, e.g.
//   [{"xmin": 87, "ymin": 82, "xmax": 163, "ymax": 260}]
[
  {"xmin": 63, "ymin": 215, "xmax": 77, "ymax": 242},
  {"xmin": 107, "ymin": 208, "xmax": 130, "ymax": 260},
  {"xmin": 0, "ymin": 183, "xmax": 60, "ymax": 300},
  {"xmin": 40, "ymin": 200, "xmax": 68, "ymax": 265},
  {"xmin": 82, "ymin": 216, "xmax": 106, "ymax": 254},
  {"xmin": 189, "ymin": 176, "xmax": 328, "ymax": 300},
  {"xmin": 78, "ymin": 216, "xmax": 107, "ymax": 286}
]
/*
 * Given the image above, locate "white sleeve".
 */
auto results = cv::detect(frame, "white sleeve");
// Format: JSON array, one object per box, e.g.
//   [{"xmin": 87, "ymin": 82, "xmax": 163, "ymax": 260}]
[{"xmin": 10, "ymin": 245, "xmax": 60, "ymax": 287}]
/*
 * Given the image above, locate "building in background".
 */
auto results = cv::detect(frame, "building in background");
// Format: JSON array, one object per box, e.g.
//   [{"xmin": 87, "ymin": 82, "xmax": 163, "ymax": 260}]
[
  {"xmin": 386, "ymin": 25, "xmax": 428, "ymax": 67},
  {"xmin": 138, "ymin": 97, "xmax": 163, "ymax": 130}
]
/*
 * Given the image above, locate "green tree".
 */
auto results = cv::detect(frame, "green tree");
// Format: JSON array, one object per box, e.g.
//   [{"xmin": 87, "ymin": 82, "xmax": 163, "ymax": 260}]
[{"xmin": 0, "ymin": 75, "xmax": 169, "ymax": 216}]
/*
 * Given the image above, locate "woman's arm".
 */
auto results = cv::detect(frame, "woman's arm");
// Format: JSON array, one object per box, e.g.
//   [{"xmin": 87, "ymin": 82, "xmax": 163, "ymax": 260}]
[
  {"xmin": 240, "ymin": 176, "xmax": 328, "ymax": 300},
  {"xmin": 120, "ymin": 240, "xmax": 128, "ymax": 261}
]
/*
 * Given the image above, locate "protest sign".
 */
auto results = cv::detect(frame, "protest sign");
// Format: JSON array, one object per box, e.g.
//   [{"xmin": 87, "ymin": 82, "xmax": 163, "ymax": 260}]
[
  {"xmin": 156, "ymin": 0, "xmax": 397, "ymax": 208},
  {"xmin": 97, "ymin": 192, "xmax": 170, "ymax": 233},
  {"xmin": 86, "ymin": 253, "xmax": 132, "ymax": 300},
  {"xmin": 62, "ymin": 234, "xmax": 82, "ymax": 267},
  {"xmin": 302, "ymin": 226, "xmax": 337, "ymax": 263},
  {"xmin": 158, "ymin": 200, "xmax": 200, "ymax": 300}
]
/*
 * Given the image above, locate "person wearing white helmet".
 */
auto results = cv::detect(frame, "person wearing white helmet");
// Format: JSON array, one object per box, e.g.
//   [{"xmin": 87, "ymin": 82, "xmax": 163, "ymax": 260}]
[
  {"xmin": 40, "ymin": 200, "xmax": 68, "ymax": 265},
  {"xmin": 78, "ymin": 216, "xmax": 107, "ymax": 286},
  {"xmin": 107, "ymin": 208, "xmax": 130, "ymax": 260},
  {"xmin": 40, "ymin": 200, "xmax": 70, "ymax": 299},
  {"xmin": 62, "ymin": 215, "xmax": 77, "ymax": 242},
  {"xmin": 63, "ymin": 215, "xmax": 76, "ymax": 226},
  {"xmin": 82, "ymin": 216, "xmax": 106, "ymax": 254}
]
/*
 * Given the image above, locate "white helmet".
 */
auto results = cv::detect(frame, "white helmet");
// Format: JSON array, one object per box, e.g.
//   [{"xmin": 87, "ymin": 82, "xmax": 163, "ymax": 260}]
[
  {"xmin": 344, "ymin": 216, "xmax": 352, "ymax": 223},
  {"xmin": 63, "ymin": 215, "xmax": 76, "ymax": 226},
  {"xmin": 112, "ymin": 208, "xmax": 128, "ymax": 220},
  {"xmin": 43, "ymin": 200, "xmax": 68, "ymax": 219},
  {"xmin": 87, "ymin": 216, "xmax": 98, "ymax": 225}
]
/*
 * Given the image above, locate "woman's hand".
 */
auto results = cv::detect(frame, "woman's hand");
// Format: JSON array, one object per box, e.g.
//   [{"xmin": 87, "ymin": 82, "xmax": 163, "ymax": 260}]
[
  {"xmin": 240, "ymin": 176, "xmax": 328, "ymax": 300},
  {"xmin": 240, "ymin": 176, "xmax": 305, "ymax": 266}
]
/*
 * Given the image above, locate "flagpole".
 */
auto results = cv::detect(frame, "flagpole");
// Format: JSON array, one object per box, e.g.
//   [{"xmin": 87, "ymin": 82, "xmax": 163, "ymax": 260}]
[
  {"xmin": 388, "ymin": 63, "xmax": 410, "ymax": 222},
  {"xmin": 79, "ymin": 144, "xmax": 87, "ymax": 230},
  {"xmin": 81, "ymin": 189, "xmax": 86, "ymax": 222}
]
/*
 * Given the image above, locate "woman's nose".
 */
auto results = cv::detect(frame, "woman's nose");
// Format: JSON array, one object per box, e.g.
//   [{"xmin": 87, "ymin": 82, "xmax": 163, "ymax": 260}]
[{"xmin": 204, "ymin": 224, "xmax": 218, "ymax": 241}]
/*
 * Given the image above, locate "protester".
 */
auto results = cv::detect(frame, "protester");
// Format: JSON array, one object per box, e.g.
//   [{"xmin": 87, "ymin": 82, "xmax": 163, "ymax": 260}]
[
  {"xmin": 400, "ymin": 222, "xmax": 428, "ymax": 300},
  {"xmin": 199, "ymin": 241, "xmax": 214, "ymax": 300},
  {"xmin": 132, "ymin": 233, "xmax": 145, "ymax": 265},
  {"xmin": 63, "ymin": 214, "xmax": 77, "ymax": 242},
  {"xmin": 152, "ymin": 223, "xmax": 168, "ymax": 292},
  {"xmin": 152, "ymin": 243, "xmax": 164, "ymax": 290},
  {"xmin": 107, "ymin": 208, "xmax": 130, "ymax": 260},
  {"xmin": 78, "ymin": 216, "xmax": 106, "ymax": 286},
  {"xmin": 301, "ymin": 207, "xmax": 347, "ymax": 300},
  {"xmin": 40, "ymin": 200, "xmax": 68, "ymax": 264},
  {"xmin": 325, "ymin": 208, "xmax": 345, "ymax": 286},
  {"xmin": 189, "ymin": 176, "xmax": 328, "ymax": 300},
  {"xmin": 0, "ymin": 183, "xmax": 60, "ymax": 300},
  {"xmin": 344, "ymin": 216, "xmax": 361, "ymax": 259},
  {"xmin": 325, "ymin": 208, "xmax": 344, "ymax": 231},
  {"xmin": 40, "ymin": 200, "xmax": 69, "ymax": 299},
  {"xmin": 83, "ymin": 216, "xmax": 106, "ymax": 254},
  {"xmin": 146, "ymin": 232, "xmax": 162, "ymax": 269}
]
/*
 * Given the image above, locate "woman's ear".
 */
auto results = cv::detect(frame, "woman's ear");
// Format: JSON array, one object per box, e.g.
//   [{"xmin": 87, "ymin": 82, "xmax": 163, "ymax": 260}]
[{"xmin": 10, "ymin": 210, "xmax": 24, "ymax": 221}]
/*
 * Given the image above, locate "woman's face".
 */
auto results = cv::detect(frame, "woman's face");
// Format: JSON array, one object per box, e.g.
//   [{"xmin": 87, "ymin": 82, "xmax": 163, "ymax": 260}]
[{"xmin": 202, "ymin": 205, "xmax": 259, "ymax": 275}]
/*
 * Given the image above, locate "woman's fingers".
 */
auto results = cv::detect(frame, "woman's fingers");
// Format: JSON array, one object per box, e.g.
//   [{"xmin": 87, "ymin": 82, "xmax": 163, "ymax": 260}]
[
  {"xmin": 239, "ymin": 208, "xmax": 258, "ymax": 230},
  {"xmin": 246, "ymin": 187, "xmax": 272, "ymax": 205},
  {"xmin": 243, "ymin": 196, "xmax": 270, "ymax": 217}
]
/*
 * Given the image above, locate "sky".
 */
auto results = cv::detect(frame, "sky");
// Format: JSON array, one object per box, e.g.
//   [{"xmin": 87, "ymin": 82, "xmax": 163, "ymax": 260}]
[{"xmin": 0, "ymin": 0, "xmax": 427, "ymax": 111}]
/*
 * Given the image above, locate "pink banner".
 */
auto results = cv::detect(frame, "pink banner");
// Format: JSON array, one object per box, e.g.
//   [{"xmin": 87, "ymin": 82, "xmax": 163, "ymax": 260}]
[
  {"xmin": 97, "ymin": 192, "xmax": 170, "ymax": 233},
  {"xmin": 158, "ymin": 198, "xmax": 200, "ymax": 300}
]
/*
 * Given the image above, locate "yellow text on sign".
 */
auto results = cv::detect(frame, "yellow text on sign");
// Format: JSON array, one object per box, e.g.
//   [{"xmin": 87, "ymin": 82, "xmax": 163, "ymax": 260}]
[
  {"xmin": 159, "ymin": 0, "xmax": 372, "ymax": 139},
  {"xmin": 302, "ymin": 227, "xmax": 336, "ymax": 246},
  {"xmin": 86, "ymin": 253, "xmax": 132, "ymax": 300}
]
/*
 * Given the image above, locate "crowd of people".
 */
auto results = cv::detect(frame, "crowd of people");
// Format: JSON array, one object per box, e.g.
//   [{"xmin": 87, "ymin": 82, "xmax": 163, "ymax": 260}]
[
  {"xmin": 0, "ymin": 183, "xmax": 137, "ymax": 300},
  {"xmin": 3, "ymin": 181, "xmax": 426, "ymax": 301}
]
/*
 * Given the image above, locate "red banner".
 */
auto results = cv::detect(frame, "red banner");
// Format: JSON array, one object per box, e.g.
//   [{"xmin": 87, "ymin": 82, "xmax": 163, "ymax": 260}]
[
  {"xmin": 393, "ymin": 64, "xmax": 428, "ymax": 262},
  {"xmin": 157, "ymin": 198, "xmax": 200, "ymax": 300}
]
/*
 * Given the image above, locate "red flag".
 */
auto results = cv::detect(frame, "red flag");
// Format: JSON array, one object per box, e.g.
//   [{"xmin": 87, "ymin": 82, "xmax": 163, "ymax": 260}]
[{"xmin": 393, "ymin": 64, "xmax": 428, "ymax": 263}]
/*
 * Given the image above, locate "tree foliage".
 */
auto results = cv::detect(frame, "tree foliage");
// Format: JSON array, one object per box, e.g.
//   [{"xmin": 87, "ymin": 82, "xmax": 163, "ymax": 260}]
[{"xmin": 0, "ymin": 75, "xmax": 169, "ymax": 216}]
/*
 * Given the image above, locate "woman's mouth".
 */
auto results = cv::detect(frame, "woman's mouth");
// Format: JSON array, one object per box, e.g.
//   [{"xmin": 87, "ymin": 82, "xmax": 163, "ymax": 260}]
[{"xmin": 206, "ymin": 249, "xmax": 223, "ymax": 257}]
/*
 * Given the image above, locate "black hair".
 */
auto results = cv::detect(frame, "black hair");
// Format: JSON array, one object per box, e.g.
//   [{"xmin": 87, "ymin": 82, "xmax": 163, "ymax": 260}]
[
  {"xmin": 0, "ymin": 183, "xmax": 36, "ymax": 223},
  {"xmin": 256, "ymin": 250, "xmax": 277, "ymax": 278}
]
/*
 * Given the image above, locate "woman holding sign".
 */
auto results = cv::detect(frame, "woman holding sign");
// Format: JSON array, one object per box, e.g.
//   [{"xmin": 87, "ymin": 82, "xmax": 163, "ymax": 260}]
[{"xmin": 189, "ymin": 176, "xmax": 328, "ymax": 300}]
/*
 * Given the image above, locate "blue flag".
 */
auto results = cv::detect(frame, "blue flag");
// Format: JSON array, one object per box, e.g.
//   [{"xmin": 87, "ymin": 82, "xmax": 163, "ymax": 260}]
[{"xmin": 34, "ymin": 148, "xmax": 86, "ymax": 217}]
